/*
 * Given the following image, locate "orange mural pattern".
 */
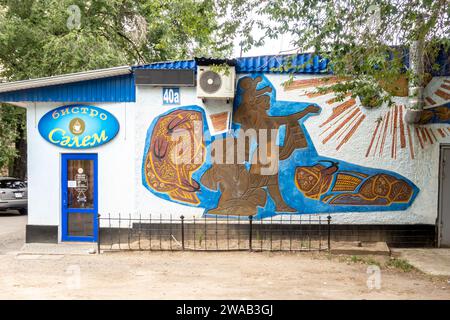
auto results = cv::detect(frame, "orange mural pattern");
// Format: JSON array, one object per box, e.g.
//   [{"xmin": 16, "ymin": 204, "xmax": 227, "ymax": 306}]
[
  {"xmin": 144, "ymin": 110, "xmax": 205, "ymax": 205},
  {"xmin": 286, "ymin": 77, "xmax": 367, "ymax": 151},
  {"xmin": 328, "ymin": 174, "xmax": 414, "ymax": 206}
]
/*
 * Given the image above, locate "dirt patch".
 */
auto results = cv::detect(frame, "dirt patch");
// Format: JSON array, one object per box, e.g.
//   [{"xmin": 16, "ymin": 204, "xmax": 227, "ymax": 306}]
[
  {"xmin": 0, "ymin": 251, "xmax": 449, "ymax": 299},
  {"xmin": 106, "ymin": 238, "xmax": 326, "ymax": 251},
  {"xmin": 0, "ymin": 214, "xmax": 26, "ymax": 254}
]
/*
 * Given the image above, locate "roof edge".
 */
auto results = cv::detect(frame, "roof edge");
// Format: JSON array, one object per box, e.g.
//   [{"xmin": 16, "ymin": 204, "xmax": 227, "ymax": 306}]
[{"xmin": 0, "ymin": 66, "xmax": 131, "ymax": 94}]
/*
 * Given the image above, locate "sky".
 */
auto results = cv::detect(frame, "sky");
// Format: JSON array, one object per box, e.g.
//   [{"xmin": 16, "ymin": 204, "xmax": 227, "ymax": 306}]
[
  {"xmin": 230, "ymin": 16, "xmax": 297, "ymax": 58},
  {"xmin": 232, "ymin": 34, "xmax": 297, "ymax": 57}
]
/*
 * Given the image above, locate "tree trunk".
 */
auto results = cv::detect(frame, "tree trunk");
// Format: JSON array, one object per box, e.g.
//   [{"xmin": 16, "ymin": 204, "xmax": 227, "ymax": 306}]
[{"xmin": 10, "ymin": 122, "xmax": 27, "ymax": 180}]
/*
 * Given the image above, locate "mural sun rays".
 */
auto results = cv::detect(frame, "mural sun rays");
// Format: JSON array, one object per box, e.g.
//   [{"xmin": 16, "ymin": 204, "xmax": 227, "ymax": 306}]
[{"xmin": 142, "ymin": 74, "xmax": 419, "ymax": 218}]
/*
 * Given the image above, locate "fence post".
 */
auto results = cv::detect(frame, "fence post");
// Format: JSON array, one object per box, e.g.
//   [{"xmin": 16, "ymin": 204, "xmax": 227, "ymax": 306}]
[
  {"xmin": 97, "ymin": 214, "xmax": 101, "ymax": 254},
  {"xmin": 181, "ymin": 215, "xmax": 185, "ymax": 251},
  {"xmin": 248, "ymin": 215, "xmax": 253, "ymax": 252},
  {"xmin": 327, "ymin": 215, "xmax": 332, "ymax": 251}
]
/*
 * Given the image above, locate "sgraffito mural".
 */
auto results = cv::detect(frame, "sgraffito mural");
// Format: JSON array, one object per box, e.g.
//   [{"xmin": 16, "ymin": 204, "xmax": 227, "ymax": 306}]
[
  {"xmin": 296, "ymin": 165, "xmax": 414, "ymax": 206},
  {"xmin": 364, "ymin": 78, "xmax": 450, "ymax": 159},
  {"xmin": 142, "ymin": 74, "xmax": 419, "ymax": 218},
  {"xmin": 286, "ymin": 76, "xmax": 450, "ymax": 160},
  {"xmin": 143, "ymin": 109, "xmax": 205, "ymax": 205},
  {"xmin": 418, "ymin": 102, "xmax": 450, "ymax": 124}
]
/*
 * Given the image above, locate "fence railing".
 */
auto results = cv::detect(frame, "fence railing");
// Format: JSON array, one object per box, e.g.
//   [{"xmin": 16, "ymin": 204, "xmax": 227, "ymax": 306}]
[{"xmin": 98, "ymin": 214, "xmax": 332, "ymax": 253}]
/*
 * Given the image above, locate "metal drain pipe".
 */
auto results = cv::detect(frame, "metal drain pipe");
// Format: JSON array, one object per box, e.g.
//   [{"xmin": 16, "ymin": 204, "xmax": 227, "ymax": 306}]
[{"xmin": 405, "ymin": 36, "xmax": 425, "ymax": 124}]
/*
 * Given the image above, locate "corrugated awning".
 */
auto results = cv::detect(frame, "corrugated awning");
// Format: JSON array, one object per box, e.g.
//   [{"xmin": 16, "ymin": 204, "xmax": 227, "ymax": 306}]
[
  {"xmin": 132, "ymin": 54, "xmax": 330, "ymax": 74},
  {"xmin": 0, "ymin": 66, "xmax": 131, "ymax": 93}
]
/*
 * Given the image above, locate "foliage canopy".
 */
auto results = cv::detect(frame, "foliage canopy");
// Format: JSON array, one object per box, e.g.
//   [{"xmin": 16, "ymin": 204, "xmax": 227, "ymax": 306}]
[
  {"xmin": 0, "ymin": 0, "xmax": 232, "ymax": 172},
  {"xmin": 218, "ymin": 0, "xmax": 450, "ymax": 107}
]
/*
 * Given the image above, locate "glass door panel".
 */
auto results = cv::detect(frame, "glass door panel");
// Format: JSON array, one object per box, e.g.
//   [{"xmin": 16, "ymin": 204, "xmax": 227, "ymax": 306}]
[
  {"xmin": 61, "ymin": 154, "xmax": 98, "ymax": 242},
  {"xmin": 66, "ymin": 159, "xmax": 94, "ymax": 209}
]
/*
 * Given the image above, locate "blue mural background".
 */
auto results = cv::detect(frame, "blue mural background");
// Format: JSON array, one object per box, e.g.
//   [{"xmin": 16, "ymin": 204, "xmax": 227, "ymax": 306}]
[
  {"xmin": 142, "ymin": 74, "xmax": 419, "ymax": 218},
  {"xmin": 142, "ymin": 105, "xmax": 220, "ymax": 210},
  {"xmin": 419, "ymin": 102, "xmax": 450, "ymax": 124}
]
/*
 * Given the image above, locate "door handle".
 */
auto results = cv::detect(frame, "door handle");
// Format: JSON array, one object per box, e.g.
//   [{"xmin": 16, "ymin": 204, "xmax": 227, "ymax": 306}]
[{"xmin": 63, "ymin": 192, "xmax": 67, "ymax": 207}]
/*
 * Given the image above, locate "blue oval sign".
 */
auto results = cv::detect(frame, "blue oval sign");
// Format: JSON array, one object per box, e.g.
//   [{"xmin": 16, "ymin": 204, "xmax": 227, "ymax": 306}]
[{"xmin": 38, "ymin": 105, "xmax": 120, "ymax": 149}]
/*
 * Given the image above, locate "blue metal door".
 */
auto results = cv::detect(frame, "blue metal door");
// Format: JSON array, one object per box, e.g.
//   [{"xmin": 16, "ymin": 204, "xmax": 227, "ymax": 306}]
[{"xmin": 61, "ymin": 154, "xmax": 98, "ymax": 242}]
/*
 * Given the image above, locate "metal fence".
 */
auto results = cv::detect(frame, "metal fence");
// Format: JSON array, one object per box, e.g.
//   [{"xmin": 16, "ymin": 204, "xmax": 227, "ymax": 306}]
[{"xmin": 98, "ymin": 214, "xmax": 332, "ymax": 253}]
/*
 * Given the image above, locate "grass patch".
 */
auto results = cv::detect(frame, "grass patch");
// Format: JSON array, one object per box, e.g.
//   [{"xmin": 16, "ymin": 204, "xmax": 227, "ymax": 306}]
[
  {"xmin": 314, "ymin": 252, "xmax": 421, "ymax": 275},
  {"xmin": 385, "ymin": 258, "xmax": 415, "ymax": 272},
  {"xmin": 325, "ymin": 253, "xmax": 417, "ymax": 274},
  {"xmin": 346, "ymin": 255, "xmax": 415, "ymax": 272},
  {"xmin": 348, "ymin": 255, "xmax": 382, "ymax": 266}
]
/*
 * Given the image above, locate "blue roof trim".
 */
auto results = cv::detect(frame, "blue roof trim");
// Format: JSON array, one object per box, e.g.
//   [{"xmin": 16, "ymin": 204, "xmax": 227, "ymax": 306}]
[
  {"xmin": 133, "ymin": 59, "xmax": 196, "ymax": 71},
  {"xmin": 134, "ymin": 50, "xmax": 450, "ymax": 76},
  {"xmin": 395, "ymin": 46, "xmax": 450, "ymax": 76},
  {"xmin": 1, "ymin": 51, "xmax": 448, "ymax": 104},
  {"xmin": 432, "ymin": 48, "xmax": 450, "ymax": 76},
  {"xmin": 132, "ymin": 54, "xmax": 330, "ymax": 74},
  {"xmin": 237, "ymin": 54, "xmax": 329, "ymax": 73},
  {"xmin": 0, "ymin": 74, "xmax": 135, "ymax": 103}
]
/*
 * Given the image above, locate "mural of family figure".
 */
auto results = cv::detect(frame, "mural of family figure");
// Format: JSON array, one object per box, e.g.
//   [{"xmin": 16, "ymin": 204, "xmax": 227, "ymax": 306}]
[{"xmin": 142, "ymin": 74, "xmax": 419, "ymax": 218}]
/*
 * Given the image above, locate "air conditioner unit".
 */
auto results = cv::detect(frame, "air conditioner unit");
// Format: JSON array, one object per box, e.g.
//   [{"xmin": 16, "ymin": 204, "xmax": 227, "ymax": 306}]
[{"xmin": 197, "ymin": 66, "xmax": 236, "ymax": 102}]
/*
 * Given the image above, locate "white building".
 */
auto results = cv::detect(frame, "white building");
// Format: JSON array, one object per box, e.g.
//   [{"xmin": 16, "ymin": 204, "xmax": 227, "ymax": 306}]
[{"xmin": 0, "ymin": 54, "xmax": 449, "ymax": 247}]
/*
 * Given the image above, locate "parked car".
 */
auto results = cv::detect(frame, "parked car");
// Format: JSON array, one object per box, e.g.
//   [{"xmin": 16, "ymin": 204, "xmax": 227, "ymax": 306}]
[{"xmin": 0, "ymin": 177, "xmax": 27, "ymax": 215}]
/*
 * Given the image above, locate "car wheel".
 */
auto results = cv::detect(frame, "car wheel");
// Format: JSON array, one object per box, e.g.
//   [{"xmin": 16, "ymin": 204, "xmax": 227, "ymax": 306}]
[{"xmin": 19, "ymin": 208, "xmax": 28, "ymax": 215}]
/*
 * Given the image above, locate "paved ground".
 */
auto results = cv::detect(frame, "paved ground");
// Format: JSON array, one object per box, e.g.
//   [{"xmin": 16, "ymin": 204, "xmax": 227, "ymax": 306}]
[
  {"xmin": 393, "ymin": 249, "xmax": 450, "ymax": 276},
  {"xmin": 0, "ymin": 214, "xmax": 449, "ymax": 300},
  {"xmin": 1, "ymin": 251, "xmax": 449, "ymax": 299},
  {"xmin": 0, "ymin": 211, "xmax": 27, "ymax": 254}
]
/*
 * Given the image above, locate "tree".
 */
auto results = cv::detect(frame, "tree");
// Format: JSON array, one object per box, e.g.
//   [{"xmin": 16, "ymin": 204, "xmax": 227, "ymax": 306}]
[
  {"xmin": 0, "ymin": 0, "xmax": 233, "ymax": 178},
  {"xmin": 0, "ymin": 105, "xmax": 25, "ymax": 176},
  {"xmin": 219, "ymin": 0, "xmax": 449, "ymax": 109}
]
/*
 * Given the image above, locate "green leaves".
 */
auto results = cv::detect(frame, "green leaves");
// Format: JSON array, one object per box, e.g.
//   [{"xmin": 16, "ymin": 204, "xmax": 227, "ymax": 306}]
[
  {"xmin": 0, "ymin": 0, "xmax": 231, "ymax": 81},
  {"xmin": 0, "ymin": 105, "xmax": 25, "ymax": 170},
  {"xmin": 0, "ymin": 0, "xmax": 232, "ymax": 174},
  {"xmin": 222, "ymin": 0, "xmax": 449, "ymax": 109}
]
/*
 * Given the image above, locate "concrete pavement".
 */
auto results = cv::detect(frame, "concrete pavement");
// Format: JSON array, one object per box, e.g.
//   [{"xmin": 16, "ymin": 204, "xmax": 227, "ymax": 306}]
[
  {"xmin": 393, "ymin": 248, "xmax": 450, "ymax": 276},
  {"xmin": 1, "ymin": 213, "xmax": 450, "ymax": 279}
]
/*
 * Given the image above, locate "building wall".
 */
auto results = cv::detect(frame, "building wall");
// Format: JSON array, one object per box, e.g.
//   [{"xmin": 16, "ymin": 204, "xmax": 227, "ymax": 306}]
[
  {"xmin": 26, "ymin": 101, "xmax": 135, "ymax": 234},
  {"xmin": 134, "ymin": 86, "xmax": 205, "ymax": 220},
  {"xmin": 135, "ymin": 73, "xmax": 450, "ymax": 225},
  {"xmin": 24, "ymin": 73, "xmax": 450, "ymax": 233}
]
